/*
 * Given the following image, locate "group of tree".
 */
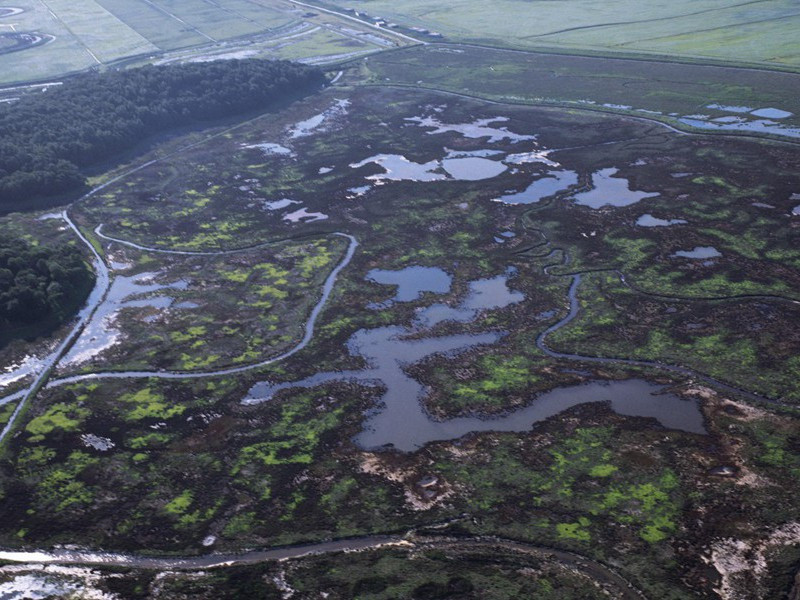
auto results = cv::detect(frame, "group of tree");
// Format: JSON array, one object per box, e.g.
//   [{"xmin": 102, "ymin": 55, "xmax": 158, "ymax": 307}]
[
  {"xmin": 0, "ymin": 234, "xmax": 94, "ymax": 335},
  {"xmin": 0, "ymin": 59, "xmax": 326, "ymax": 212}
]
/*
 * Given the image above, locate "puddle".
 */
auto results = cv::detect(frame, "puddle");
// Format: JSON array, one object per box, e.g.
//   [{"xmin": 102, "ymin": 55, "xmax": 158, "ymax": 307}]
[
  {"xmin": 504, "ymin": 150, "xmax": 559, "ymax": 167},
  {"xmin": 572, "ymin": 168, "xmax": 658, "ymax": 208},
  {"xmin": 80, "ymin": 433, "xmax": 114, "ymax": 451},
  {"xmin": 636, "ymin": 214, "xmax": 687, "ymax": 227},
  {"xmin": 367, "ymin": 266, "xmax": 451, "ymax": 304},
  {"xmin": 282, "ymin": 207, "xmax": 328, "ymax": 223},
  {"xmin": 288, "ymin": 99, "xmax": 349, "ymax": 138},
  {"xmin": 441, "ymin": 156, "xmax": 507, "ymax": 181},
  {"xmin": 0, "ymin": 355, "xmax": 47, "ymax": 390},
  {"xmin": 350, "ymin": 154, "xmax": 445, "ymax": 182},
  {"xmin": 174, "ymin": 301, "xmax": 200, "ymax": 309},
  {"xmin": 706, "ymin": 103, "xmax": 753, "ymax": 113},
  {"xmin": 242, "ymin": 143, "xmax": 294, "ymax": 157},
  {"xmin": 347, "ymin": 185, "xmax": 371, "ymax": 197},
  {"xmin": 406, "ymin": 115, "xmax": 536, "ymax": 143},
  {"xmin": 793, "ymin": 205, "xmax": 800, "ymax": 216},
  {"xmin": 263, "ymin": 199, "xmax": 299, "ymax": 211},
  {"xmin": 494, "ymin": 170, "xmax": 578, "ymax": 204},
  {"xmin": 673, "ymin": 246, "xmax": 721, "ymax": 259},
  {"xmin": 0, "ymin": 573, "xmax": 87, "ymax": 600},
  {"xmin": 318, "ymin": 167, "xmax": 334, "ymax": 174}
]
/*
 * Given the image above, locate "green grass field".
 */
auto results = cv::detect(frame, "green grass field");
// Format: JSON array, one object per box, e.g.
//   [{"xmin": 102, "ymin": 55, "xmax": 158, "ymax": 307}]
[
  {"xmin": 316, "ymin": 0, "xmax": 800, "ymax": 66},
  {"xmin": 0, "ymin": 0, "xmax": 296, "ymax": 84}
]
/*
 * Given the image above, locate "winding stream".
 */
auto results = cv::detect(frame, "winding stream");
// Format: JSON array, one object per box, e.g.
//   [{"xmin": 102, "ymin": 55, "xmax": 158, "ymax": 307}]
[{"xmin": 0, "ymin": 534, "xmax": 646, "ymax": 599}]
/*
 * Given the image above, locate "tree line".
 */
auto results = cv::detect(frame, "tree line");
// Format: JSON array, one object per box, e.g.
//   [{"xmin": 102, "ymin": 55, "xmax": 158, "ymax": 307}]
[
  {"xmin": 0, "ymin": 234, "xmax": 94, "ymax": 339},
  {"xmin": 0, "ymin": 59, "xmax": 326, "ymax": 212}
]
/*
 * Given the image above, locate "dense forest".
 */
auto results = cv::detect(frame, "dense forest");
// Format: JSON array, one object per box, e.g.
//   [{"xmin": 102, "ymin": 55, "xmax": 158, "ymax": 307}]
[
  {"xmin": 0, "ymin": 234, "xmax": 94, "ymax": 343},
  {"xmin": 0, "ymin": 59, "xmax": 326, "ymax": 212}
]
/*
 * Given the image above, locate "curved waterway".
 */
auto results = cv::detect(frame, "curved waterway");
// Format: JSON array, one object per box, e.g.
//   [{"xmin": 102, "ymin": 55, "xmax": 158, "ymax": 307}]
[
  {"xmin": 0, "ymin": 535, "xmax": 646, "ymax": 599},
  {"xmin": 47, "ymin": 233, "xmax": 359, "ymax": 386},
  {"xmin": 535, "ymin": 271, "xmax": 782, "ymax": 406}
]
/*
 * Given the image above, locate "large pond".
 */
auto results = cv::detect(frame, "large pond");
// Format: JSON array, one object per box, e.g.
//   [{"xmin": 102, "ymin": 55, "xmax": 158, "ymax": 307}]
[
  {"xmin": 245, "ymin": 268, "xmax": 704, "ymax": 451},
  {"xmin": 366, "ymin": 266, "xmax": 452, "ymax": 304}
]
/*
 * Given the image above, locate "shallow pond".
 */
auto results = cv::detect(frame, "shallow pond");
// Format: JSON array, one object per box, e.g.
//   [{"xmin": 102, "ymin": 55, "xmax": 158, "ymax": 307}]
[
  {"xmin": 242, "ymin": 143, "xmax": 294, "ymax": 157},
  {"xmin": 636, "ymin": 214, "xmax": 687, "ymax": 227},
  {"xmin": 350, "ymin": 154, "xmax": 445, "ymax": 182},
  {"xmin": 750, "ymin": 107, "xmax": 793, "ymax": 119},
  {"xmin": 263, "ymin": 198, "xmax": 298, "ymax": 211},
  {"xmin": 494, "ymin": 170, "xmax": 578, "ymax": 204},
  {"xmin": 673, "ymin": 246, "xmax": 721, "ymax": 259},
  {"xmin": 282, "ymin": 207, "xmax": 328, "ymax": 223},
  {"xmin": 288, "ymin": 99, "xmax": 349, "ymax": 138},
  {"xmin": 441, "ymin": 156, "xmax": 507, "ymax": 180},
  {"xmin": 406, "ymin": 115, "xmax": 536, "ymax": 143},
  {"xmin": 61, "ymin": 273, "xmax": 185, "ymax": 367},
  {"xmin": 572, "ymin": 168, "xmax": 658, "ymax": 209}
]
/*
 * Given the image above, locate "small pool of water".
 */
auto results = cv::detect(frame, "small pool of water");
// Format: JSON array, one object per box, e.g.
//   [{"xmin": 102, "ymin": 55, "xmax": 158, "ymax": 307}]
[
  {"xmin": 282, "ymin": 207, "xmax": 328, "ymax": 223},
  {"xmin": 673, "ymin": 246, "xmax": 721, "ymax": 259},
  {"xmin": 347, "ymin": 185, "xmax": 371, "ymax": 197},
  {"xmin": 572, "ymin": 168, "xmax": 658, "ymax": 208},
  {"xmin": 263, "ymin": 199, "xmax": 299, "ymax": 211},
  {"xmin": 288, "ymin": 99, "xmax": 349, "ymax": 138},
  {"xmin": 366, "ymin": 266, "xmax": 452, "ymax": 303},
  {"xmin": 636, "ymin": 214, "xmax": 687, "ymax": 227},
  {"xmin": 706, "ymin": 103, "xmax": 752, "ymax": 113},
  {"xmin": 494, "ymin": 170, "xmax": 578, "ymax": 205},
  {"xmin": 242, "ymin": 143, "xmax": 294, "ymax": 157},
  {"xmin": 793, "ymin": 205, "xmax": 800, "ymax": 216}
]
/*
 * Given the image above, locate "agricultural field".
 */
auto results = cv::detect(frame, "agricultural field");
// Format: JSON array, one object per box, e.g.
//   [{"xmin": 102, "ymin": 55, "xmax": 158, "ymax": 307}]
[
  {"xmin": 314, "ymin": 0, "xmax": 800, "ymax": 66},
  {"xmin": 352, "ymin": 43, "xmax": 800, "ymax": 140},
  {"xmin": 0, "ymin": 73, "xmax": 799, "ymax": 598},
  {"xmin": 0, "ymin": 0, "xmax": 402, "ymax": 85}
]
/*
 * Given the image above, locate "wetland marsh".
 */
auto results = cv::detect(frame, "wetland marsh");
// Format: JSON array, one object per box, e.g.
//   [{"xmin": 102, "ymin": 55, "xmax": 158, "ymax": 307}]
[{"xmin": 1, "ymin": 49, "xmax": 800, "ymax": 599}]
